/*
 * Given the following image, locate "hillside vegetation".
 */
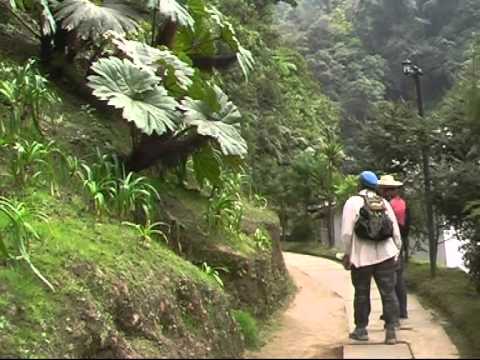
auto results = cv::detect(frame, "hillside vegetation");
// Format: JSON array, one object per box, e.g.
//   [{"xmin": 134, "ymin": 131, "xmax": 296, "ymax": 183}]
[
  {"xmin": 0, "ymin": 0, "xmax": 305, "ymax": 356},
  {"xmin": 277, "ymin": 0, "xmax": 480, "ymax": 285}
]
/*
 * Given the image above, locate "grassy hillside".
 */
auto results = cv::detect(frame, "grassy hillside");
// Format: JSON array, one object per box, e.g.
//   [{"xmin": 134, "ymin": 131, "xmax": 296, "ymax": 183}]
[
  {"xmin": 0, "ymin": 190, "xmax": 244, "ymax": 358},
  {"xmin": 0, "ymin": 27, "xmax": 292, "ymax": 358}
]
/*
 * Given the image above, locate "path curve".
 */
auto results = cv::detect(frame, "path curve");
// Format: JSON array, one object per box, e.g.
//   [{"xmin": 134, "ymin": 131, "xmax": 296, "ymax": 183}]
[{"xmin": 249, "ymin": 252, "xmax": 459, "ymax": 359}]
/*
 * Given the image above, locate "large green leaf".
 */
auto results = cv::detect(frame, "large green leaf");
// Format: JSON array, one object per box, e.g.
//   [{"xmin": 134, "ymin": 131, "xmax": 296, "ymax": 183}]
[
  {"xmin": 206, "ymin": 6, "xmax": 254, "ymax": 80},
  {"xmin": 147, "ymin": 0, "xmax": 194, "ymax": 29},
  {"xmin": 108, "ymin": 33, "xmax": 194, "ymax": 90},
  {"xmin": 174, "ymin": 1, "xmax": 254, "ymax": 80},
  {"xmin": 180, "ymin": 85, "xmax": 247, "ymax": 157},
  {"xmin": 87, "ymin": 57, "xmax": 179, "ymax": 136},
  {"xmin": 54, "ymin": 0, "xmax": 139, "ymax": 40},
  {"xmin": 192, "ymin": 145, "xmax": 222, "ymax": 186}
]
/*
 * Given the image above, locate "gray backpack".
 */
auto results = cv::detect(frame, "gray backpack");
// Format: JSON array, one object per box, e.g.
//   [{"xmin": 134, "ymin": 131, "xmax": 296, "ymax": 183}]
[{"xmin": 354, "ymin": 193, "xmax": 393, "ymax": 242}]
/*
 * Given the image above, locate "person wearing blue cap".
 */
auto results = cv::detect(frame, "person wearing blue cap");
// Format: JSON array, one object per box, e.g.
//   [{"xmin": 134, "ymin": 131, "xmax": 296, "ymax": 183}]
[{"xmin": 340, "ymin": 171, "xmax": 402, "ymax": 345}]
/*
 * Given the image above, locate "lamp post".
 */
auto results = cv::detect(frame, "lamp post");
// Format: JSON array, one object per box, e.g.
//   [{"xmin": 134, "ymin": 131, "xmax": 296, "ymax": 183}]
[{"xmin": 402, "ymin": 59, "xmax": 437, "ymax": 277}]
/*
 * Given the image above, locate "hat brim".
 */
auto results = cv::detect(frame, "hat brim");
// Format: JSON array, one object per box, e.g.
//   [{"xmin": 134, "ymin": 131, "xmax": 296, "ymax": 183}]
[{"xmin": 378, "ymin": 181, "xmax": 403, "ymax": 188}]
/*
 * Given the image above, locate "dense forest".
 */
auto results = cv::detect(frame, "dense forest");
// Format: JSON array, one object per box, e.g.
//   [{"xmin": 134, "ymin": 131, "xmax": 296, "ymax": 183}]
[{"xmin": 276, "ymin": 0, "xmax": 480, "ymax": 284}]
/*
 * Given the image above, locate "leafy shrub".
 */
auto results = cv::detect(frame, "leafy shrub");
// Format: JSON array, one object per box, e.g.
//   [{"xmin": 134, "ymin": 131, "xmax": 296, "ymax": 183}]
[
  {"xmin": 77, "ymin": 163, "xmax": 115, "ymax": 217},
  {"xmin": 111, "ymin": 172, "xmax": 160, "ymax": 220},
  {"xmin": 75, "ymin": 151, "xmax": 160, "ymax": 220},
  {"xmin": 0, "ymin": 59, "xmax": 59, "ymax": 137},
  {"xmin": 204, "ymin": 172, "xmax": 245, "ymax": 234},
  {"xmin": 232, "ymin": 310, "xmax": 259, "ymax": 348},
  {"xmin": 8, "ymin": 139, "xmax": 60, "ymax": 188},
  {"xmin": 253, "ymin": 227, "xmax": 271, "ymax": 251},
  {"xmin": 200, "ymin": 262, "xmax": 228, "ymax": 288},
  {"xmin": 0, "ymin": 196, "xmax": 53, "ymax": 291},
  {"xmin": 462, "ymin": 201, "xmax": 480, "ymax": 291}
]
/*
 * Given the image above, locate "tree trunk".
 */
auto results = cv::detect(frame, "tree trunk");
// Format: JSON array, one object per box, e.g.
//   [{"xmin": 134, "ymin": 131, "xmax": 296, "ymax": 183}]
[
  {"xmin": 326, "ymin": 200, "xmax": 335, "ymax": 248},
  {"xmin": 155, "ymin": 19, "xmax": 177, "ymax": 47},
  {"xmin": 279, "ymin": 201, "xmax": 288, "ymax": 243},
  {"xmin": 125, "ymin": 132, "xmax": 208, "ymax": 173}
]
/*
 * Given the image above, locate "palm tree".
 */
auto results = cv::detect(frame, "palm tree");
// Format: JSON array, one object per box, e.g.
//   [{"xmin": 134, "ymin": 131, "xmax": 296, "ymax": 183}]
[{"xmin": 320, "ymin": 129, "xmax": 344, "ymax": 248}]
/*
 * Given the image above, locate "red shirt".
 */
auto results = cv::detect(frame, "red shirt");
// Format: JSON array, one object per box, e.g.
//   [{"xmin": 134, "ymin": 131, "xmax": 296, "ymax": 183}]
[{"xmin": 390, "ymin": 195, "xmax": 407, "ymax": 227}]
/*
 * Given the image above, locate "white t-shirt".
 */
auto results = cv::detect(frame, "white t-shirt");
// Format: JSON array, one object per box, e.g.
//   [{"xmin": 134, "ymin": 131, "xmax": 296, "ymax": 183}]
[{"xmin": 341, "ymin": 189, "xmax": 402, "ymax": 268}]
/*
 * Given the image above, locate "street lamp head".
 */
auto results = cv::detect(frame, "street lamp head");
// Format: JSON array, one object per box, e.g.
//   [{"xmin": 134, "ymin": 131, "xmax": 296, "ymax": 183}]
[
  {"xmin": 402, "ymin": 58, "xmax": 423, "ymax": 77},
  {"xmin": 402, "ymin": 59, "xmax": 413, "ymax": 76}
]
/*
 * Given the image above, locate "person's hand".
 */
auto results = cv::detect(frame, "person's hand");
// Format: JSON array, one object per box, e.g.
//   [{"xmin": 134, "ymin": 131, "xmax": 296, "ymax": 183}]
[{"xmin": 342, "ymin": 254, "xmax": 351, "ymax": 270}]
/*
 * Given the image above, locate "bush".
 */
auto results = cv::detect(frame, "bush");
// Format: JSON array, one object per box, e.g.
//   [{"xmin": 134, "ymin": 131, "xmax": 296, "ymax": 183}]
[
  {"xmin": 232, "ymin": 310, "xmax": 259, "ymax": 348},
  {"xmin": 461, "ymin": 233, "xmax": 480, "ymax": 292},
  {"xmin": 288, "ymin": 216, "xmax": 315, "ymax": 242}
]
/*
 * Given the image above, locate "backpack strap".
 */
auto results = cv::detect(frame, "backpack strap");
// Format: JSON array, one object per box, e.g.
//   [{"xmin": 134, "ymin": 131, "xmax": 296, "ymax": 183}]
[{"xmin": 361, "ymin": 192, "xmax": 386, "ymax": 212}]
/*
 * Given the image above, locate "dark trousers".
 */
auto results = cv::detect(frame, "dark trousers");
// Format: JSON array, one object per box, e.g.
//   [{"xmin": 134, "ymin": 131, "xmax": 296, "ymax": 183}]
[
  {"xmin": 351, "ymin": 257, "xmax": 399, "ymax": 330},
  {"xmin": 395, "ymin": 254, "xmax": 408, "ymax": 318}
]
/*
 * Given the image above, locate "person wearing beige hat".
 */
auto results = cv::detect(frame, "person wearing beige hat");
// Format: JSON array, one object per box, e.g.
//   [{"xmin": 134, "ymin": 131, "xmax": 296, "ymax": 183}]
[
  {"xmin": 342, "ymin": 171, "xmax": 402, "ymax": 345},
  {"xmin": 378, "ymin": 174, "xmax": 411, "ymax": 322}
]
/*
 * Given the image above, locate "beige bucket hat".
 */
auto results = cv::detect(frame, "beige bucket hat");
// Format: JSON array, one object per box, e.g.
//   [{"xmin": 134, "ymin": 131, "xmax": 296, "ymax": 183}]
[{"xmin": 378, "ymin": 174, "xmax": 403, "ymax": 188}]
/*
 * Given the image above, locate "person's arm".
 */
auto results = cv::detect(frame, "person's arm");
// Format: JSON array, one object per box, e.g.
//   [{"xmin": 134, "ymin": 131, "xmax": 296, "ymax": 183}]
[
  {"xmin": 385, "ymin": 200, "xmax": 402, "ymax": 251},
  {"xmin": 341, "ymin": 197, "xmax": 357, "ymax": 269},
  {"xmin": 403, "ymin": 202, "xmax": 411, "ymax": 238}
]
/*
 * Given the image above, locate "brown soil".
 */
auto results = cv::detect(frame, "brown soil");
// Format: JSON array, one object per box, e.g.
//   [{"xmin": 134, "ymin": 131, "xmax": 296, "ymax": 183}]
[{"xmin": 248, "ymin": 262, "xmax": 348, "ymax": 358}]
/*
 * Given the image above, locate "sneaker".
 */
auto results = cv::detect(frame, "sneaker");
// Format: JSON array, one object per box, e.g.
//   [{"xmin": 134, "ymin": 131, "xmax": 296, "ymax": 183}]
[
  {"xmin": 349, "ymin": 328, "xmax": 369, "ymax": 341},
  {"xmin": 385, "ymin": 328, "xmax": 397, "ymax": 345}
]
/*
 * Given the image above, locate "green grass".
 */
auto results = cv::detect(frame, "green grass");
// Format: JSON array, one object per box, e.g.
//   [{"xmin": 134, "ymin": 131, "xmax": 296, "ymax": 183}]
[
  {"xmin": 0, "ymin": 187, "xmax": 226, "ymax": 357},
  {"xmin": 232, "ymin": 310, "xmax": 259, "ymax": 349},
  {"xmin": 243, "ymin": 202, "xmax": 278, "ymax": 225},
  {"xmin": 406, "ymin": 263, "xmax": 480, "ymax": 358}
]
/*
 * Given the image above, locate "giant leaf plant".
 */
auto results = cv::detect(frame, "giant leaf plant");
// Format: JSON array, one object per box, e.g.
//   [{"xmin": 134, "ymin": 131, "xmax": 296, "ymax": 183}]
[
  {"xmin": 181, "ymin": 85, "xmax": 248, "ymax": 157},
  {"xmin": 107, "ymin": 32, "xmax": 194, "ymax": 90},
  {"xmin": 87, "ymin": 57, "xmax": 179, "ymax": 136},
  {"xmin": 54, "ymin": 0, "xmax": 140, "ymax": 40}
]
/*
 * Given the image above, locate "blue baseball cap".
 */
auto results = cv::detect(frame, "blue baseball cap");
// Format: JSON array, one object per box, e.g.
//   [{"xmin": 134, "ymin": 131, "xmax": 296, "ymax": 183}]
[{"xmin": 359, "ymin": 171, "xmax": 378, "ymax": 189}]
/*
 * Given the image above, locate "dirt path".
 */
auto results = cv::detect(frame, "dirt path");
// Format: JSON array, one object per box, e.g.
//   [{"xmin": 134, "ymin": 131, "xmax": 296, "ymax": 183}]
[
  {"xmin": 247, "ymin": 254, "xmax": 349, "ymax": 359},
  {"xmin": 248, "ymin": 252, "xmax": 459, "ymax": 359}
]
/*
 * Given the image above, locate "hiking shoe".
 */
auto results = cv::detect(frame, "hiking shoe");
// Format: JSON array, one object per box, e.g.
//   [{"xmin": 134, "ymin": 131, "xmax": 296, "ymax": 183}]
[
  {"xmin": 385, "ymin": 328, "xmax": 397, "ymax": 345},
  {"xmin": 383, "ymin": 320, "xmax": 401, "ymax": 329},
  {"xmin": 349, "ymin": 328, "xmax": 369, "ymax": 341}
]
